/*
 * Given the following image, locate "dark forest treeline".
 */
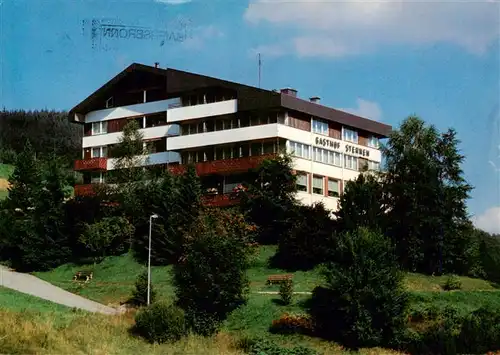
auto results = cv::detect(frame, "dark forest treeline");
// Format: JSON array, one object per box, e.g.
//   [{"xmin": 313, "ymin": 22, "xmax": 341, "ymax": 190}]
[{"xmin": 0, "ymin": 109, "xmax": 82, "ymax": 166}]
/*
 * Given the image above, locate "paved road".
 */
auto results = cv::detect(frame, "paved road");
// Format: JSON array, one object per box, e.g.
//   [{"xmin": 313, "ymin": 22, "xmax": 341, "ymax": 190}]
[{"xmin": 0, "ymin": 266, "xmax": 120, "ymax": 315}]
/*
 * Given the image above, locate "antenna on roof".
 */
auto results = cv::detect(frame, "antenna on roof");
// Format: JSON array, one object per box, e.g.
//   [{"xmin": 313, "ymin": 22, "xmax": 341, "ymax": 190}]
[{"xmin": 258, "ymin": 53, "xmax": 261, "ymax": 89}]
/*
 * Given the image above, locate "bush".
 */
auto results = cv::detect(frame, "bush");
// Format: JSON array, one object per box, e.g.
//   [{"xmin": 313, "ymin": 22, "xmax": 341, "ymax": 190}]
[
  {"xmin": 132, "ymin": 302, "xmax": 187, "ymax": 344},
  {"xmin": 279, "ymin": 279, "xmax": 293, "ymax": 305},
  {"xmin": 401, "ymin": 306, "xmax": 500, "ymax": 354},
  {"xmin": 238, "ymin": 337, "xmax": 319, "ymax": 355},
  {"xmin": 269, "ymin": 313, "xmax": 314, "ymax": 335},
  {"xmin": 443, "ymin": 274, "xmax": 462, "ymax": 291},
  {"xmin": 173, "ymin": 209, "xmax": 253, "ymax": 336},
  {"xmin": 458, "ymin": 307, "xmax": 500, "ymax": 354},
  {"xmin": 307, "ymin": 227, "xmax": 409, "ymax": 350},
  {"xmin": 130, "ymin": 270, "xmax": 156, "ymax": 307}
]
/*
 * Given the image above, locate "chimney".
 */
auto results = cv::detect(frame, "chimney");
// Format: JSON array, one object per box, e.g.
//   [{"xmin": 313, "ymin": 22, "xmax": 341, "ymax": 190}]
[
  {"xmin": 310, "ymin": 96, "xmax": 320, "ymax": 103},
  {"xmin": 154, "ymin": 62, "xmax": 159, "ymax": 68},
  {"xmin": 280, "ymin": 88, "xmax": 297, "ymax": 97}
]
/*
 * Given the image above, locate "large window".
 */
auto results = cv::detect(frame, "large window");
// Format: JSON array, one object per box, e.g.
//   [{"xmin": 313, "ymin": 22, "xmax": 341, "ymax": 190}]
[
  {"xmin": 343, "ymin": 127, "xmax": 358, "ymax": 143},
  {"xmin": 344, "ymin": 155, "xmax": 358, "ymax": 170},
  {"xmin": 312, "ymin": 118, "xmax": 329, "ymax": 136},
  {"xmin": 296, "ymin": 172, "xmax": 308, "ymax": 192},
  {"xmin": 313, "ymin": 175, "xmax": 324, "ymax": 195},
  {"xmin": 328, "ymin": 178, "xmax": 339, "ymax": 197},
  {"xmin": 313, "ymin": 147, "xmax": 341, "ymax": 166},
  {"xmin": 90, "ymin": 172, "xmax": 103, "ymax": 184},
  {"xmin": 288, "ymin": 141, "xmax": 311, "ymax": 160},
  {"xmin": 92, "ymin": 121, "xmax": 108, "ymax": 135},
  {"xmin": 368, "ymin": 160, "xmax": 380, "ymax": 171},
  {"xmin": 368, "ymin": 135, "xmax": 379, "ymax": 148},
  {"xmin": 91, "ymin": 146, "xmax": 107, "ymax": 158}
]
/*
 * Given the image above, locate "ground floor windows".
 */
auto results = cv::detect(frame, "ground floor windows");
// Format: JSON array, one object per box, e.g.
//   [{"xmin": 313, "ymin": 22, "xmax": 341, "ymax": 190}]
[
  {"xmin": 312, "ymin": 175, "xmax": 324, "ymax": 195},
  {"xmin": 296, "ymin": 172, "xmax": 308, "ymax": 192},
  {"xmin": 328, "ymin": 178, "xmax": 340, "ymax": 197}
]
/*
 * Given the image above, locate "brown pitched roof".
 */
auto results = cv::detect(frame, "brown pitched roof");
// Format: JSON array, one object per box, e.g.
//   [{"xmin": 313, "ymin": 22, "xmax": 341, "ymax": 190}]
[{"xmin": 69, "ymin": 63, "xmax": 392, "ymax": 137}]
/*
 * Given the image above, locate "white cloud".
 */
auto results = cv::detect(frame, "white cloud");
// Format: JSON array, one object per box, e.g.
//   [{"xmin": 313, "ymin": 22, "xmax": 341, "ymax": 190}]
[
  {"xmin": 244, "ymin": 0, "xmax": 500, "ymax": 58},
  {"xmin": 339, "ymin": 98, "xmax": 383, "ymax": 121},
  {"xmin": 473, "ymin": 206, "xmax": 500, "ymax": 234},
  {"xmin": 155, "ymin": 0, "xmax": 191, "ymax": 4}
]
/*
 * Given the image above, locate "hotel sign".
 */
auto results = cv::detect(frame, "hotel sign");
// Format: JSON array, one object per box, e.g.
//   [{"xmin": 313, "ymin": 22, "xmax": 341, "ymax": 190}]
[
  {"xmin": 314, "ymin": 136, "xmax": 341, "ymax": 150},
  {"xmin": 345, "ymin": 144, "xmax": 370, "ymax": 158}
]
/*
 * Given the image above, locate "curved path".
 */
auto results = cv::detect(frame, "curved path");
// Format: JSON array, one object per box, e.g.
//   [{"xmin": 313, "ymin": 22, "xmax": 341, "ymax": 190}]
[{"xmin": 0, "ymin": 266, "xmax": 120, "ymax": 315}]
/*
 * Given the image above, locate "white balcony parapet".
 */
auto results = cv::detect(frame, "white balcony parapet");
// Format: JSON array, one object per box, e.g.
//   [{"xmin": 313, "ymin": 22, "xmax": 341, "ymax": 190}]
[
  {"xmin": 167, "ymin": 123, "xmax": 279, "ymax": 151},
  {"xmin": 85, "ymin": 99, "xmax": 237, "ymax": 124},
  {"xmin": 167, "ymin": 100, "xmax": 237, "ymax": 123},
  {"xmin": 83, "ymin": 125, "xmax": 179, "ymax": 148}
]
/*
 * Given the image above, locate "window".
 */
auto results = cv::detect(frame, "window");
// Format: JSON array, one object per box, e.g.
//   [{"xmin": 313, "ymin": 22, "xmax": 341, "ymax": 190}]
[
  {"xmin": 343, "ymin": 127, "xmax": 358, "ymax": 143},
  {"xmin": 368, "ymin": 160, "xmax": 380, "ymax": 171},
  {"xmin": 328, "ymin": 178, "xmax": 339, "ymax": 197},
  {"xmin": 105, "ymin": 97, "xmax": 114, "ymax": 108},
  {"xmin": 312, "ymin": 119, "xmax": 328, "ymax": 136},
  {"xmin": 296, "ymin": 172, "xmax": 308, "ymax": 192},
  {"xmin": 368, "ymin": 136, "xmax": 380, "ymax": 148},
  {"xmin": 90, "ymin": 172, "xmax": 103, "ymax": 184},
  {"xmin": 92, "ymin": 121, "xmax": 108, "ymax": 135},
  {"xmin": 344, "ymin": 155, "xmax": 358, "ymax": 170},
  {"xmin": 288, "ymin": 141, "xmax": 311, "ymax": 160},
  {"xmin": 313, "ymin": 147, "xmax": 341, "ymax": 166},
  {"xmin": 91, "ymin": 146, "xmax": 107, "ymax": 158},
  {"xmin": 313, "ymin": 175, "xmax": 324, "ymax": 195}
]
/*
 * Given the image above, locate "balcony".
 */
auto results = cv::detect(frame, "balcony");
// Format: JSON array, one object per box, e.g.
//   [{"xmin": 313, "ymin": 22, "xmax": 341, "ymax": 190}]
[
  {"xmin": 74, "ymin": 184, "xmax": 96, "ymax": 197},
  {"xmin": 168, "ymin": 154, "xmax": 274, "ymax": 176},
  {"xmin": 74, "ymin": 157, "xmax": 107, "ymax": 171},
  {"xmin": 201, "ymin": 193, "xmax": 240, "ymax": 207}
]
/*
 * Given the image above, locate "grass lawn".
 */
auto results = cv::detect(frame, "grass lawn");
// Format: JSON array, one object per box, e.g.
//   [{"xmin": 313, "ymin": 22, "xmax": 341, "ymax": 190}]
[
  {"xmin": 24, "ymin": 245, "xmax": 500, "ymax": 354},
  {"xmin": 0, "ymin": 163, "xmax": 13, "ymax": 179}
]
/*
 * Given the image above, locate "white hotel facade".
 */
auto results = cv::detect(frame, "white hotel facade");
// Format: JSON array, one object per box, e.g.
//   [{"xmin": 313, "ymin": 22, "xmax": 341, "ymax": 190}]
[{"xmin": 69, "ymin": 63, "xmax": 391, "ymax": 210}]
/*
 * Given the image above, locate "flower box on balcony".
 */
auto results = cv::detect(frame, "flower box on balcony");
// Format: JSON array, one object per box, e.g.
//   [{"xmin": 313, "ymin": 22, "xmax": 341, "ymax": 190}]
[{"xmin": 74, "ymin": 158, "xmax": 107, "ymax": 171}]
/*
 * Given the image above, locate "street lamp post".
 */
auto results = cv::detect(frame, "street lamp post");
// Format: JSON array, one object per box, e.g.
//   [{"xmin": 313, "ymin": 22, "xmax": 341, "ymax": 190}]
[{"xmin": 148, "ymin": 214, "xmax": 158, "ymax": 306}]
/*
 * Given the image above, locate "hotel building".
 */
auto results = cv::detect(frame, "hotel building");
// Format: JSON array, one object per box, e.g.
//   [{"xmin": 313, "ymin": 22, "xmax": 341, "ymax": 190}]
[{"xmin": 69, "ymin": 63, "xmax": 392, "ymax": 210}]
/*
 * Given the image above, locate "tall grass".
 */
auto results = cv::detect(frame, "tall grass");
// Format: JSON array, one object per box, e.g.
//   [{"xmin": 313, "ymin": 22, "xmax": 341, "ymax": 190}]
[{"xmin": 0, "ymin": 309, "xmax": 245, "ymax": 355}]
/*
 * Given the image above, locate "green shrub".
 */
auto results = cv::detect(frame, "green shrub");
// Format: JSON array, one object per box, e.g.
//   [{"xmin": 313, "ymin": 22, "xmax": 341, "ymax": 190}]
[
  {"xmin": 402, "ymin": 306, "xmax": 500, "ymax": 354},
  {"xmin": 307, "ymin": 227, "xmax": 409, "ymax": 350},
  {"xmin": 133, "ymin": 302, "xmax": 187, "ymax": 344},
  {"xmin": 130, "ymin": 270, "xmax": 156, "ymax": 306},
  {"xmin": 238, "ymin": 337, "xmax": 319, "ymax": 355},
  {"xmin": 279, "ymin": 279, "xmax": 293, "ymax": 305},
  {"xmin": 443, "ymin": 274, "xmax": 462, "ymax": 291},
  {"xmin": 458, "ymin": 307, "xmax": 500, "ymax": 354},
  {"xmin": 173, "ymin": 209, "xmax": 252, "ymax": 336},
  {"xmin": 272, "ymin": 203, "xmax": 337, "ymax": 271}
]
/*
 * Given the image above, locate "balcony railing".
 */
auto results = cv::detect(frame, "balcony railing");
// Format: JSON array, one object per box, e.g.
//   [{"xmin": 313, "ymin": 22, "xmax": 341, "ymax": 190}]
[
  {"xmin": 168, "ymin": 154, "xmax": 275, "ymax": 176},
  {"xmin": 201, "ymin": 193, "xmax": 240, "ymax": 207},
  {"xmin": 74, "ymin": 157, "xmax": 107, "ymax": 171},
  {"xmin": 74, "ymin": 184, "xmax": 96, "ymax": 197}
]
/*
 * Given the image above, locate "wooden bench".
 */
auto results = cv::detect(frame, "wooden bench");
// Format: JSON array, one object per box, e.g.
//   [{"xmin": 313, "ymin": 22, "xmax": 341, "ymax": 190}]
[
  {"xmin": 266, "ymin": 274, "xmax": 293, "ymax": 286},
  {"xmin": 73, "ymin": 271, "xmax": 93, "ymax": 283}
]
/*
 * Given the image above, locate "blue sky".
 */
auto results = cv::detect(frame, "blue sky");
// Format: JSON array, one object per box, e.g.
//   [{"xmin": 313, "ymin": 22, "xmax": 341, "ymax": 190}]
[{"xmin": 1, "ymin": 0, "xmax": 499, "ymax": 233}]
